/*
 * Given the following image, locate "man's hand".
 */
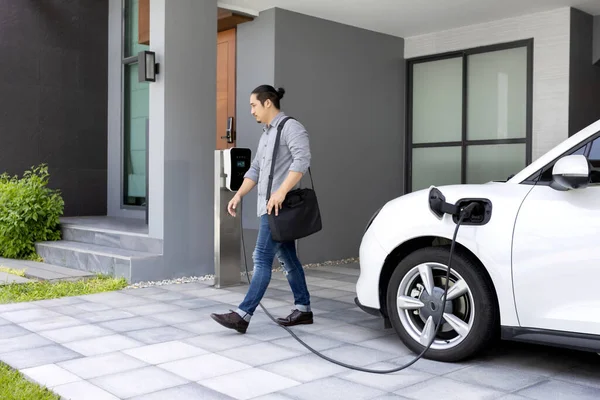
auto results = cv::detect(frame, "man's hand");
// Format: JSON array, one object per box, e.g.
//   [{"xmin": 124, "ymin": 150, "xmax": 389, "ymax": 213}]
[
  {"xmin": 267, "ymin": 189, "xmax": 286, "ymax": 216},
  {"xmin": 228, "ymin": 194, "xmax": 241, "ymax": 217}
]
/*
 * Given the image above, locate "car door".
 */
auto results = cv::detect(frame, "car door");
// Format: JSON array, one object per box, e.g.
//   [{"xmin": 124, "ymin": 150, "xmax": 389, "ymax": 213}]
[{"xmin": 512, "ymin": 133, "xmax": 600, "ymax": 335}]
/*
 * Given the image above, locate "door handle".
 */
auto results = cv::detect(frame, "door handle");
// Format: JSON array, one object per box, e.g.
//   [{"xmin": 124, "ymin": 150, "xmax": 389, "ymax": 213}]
[{"xmin": 220, "ymin": 117, "xmax": 235, "ymax": 143}]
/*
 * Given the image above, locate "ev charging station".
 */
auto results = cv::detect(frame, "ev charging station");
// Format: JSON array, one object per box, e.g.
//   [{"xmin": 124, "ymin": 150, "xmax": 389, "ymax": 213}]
[{"xmin": 214, "ymin": 147, "xmax": 252, "ymax": 288}]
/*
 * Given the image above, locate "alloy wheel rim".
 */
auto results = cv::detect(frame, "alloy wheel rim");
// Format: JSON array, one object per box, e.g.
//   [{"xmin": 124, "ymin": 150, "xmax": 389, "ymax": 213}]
[{"xmin": 396, "ymin": 262, "xmax": 475, "ymax": 350}]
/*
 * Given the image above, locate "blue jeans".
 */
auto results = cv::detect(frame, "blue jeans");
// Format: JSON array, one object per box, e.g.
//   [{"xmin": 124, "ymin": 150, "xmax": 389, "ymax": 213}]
[{"xmin": 236, "ymin": 214, "xmax": 311, "ymax": 321}]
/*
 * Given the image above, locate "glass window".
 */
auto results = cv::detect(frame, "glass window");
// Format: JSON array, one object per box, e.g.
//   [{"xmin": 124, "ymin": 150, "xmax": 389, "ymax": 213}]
[
  {"xmin": 467, "ymin": 47, "xmax": 527, "ymax": 141},
  {"xmin": 412, "ymin": 57, "xmax": 463, "ymax": 144},
  {"xmin": 408, "ymin": 41, "xmax": 531, "ymax": 192},
  {"xmin": 412, "ymin": 147, "xmax": 462, "ymax": 192},
  {"xmin": 122, "ymin": 0, "xmax": 149, "ymax": 207},
  {"xmin": 467, "ymin": 144, "xmax": 526, "ymax": 184}
]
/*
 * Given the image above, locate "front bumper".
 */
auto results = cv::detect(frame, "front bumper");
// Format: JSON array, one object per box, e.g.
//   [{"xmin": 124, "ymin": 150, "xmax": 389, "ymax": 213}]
[
  {"xmin": 354, "ymin": 296, "xmax": 383, "ymax": 317},
  {"xmin": 356, "ymin": 228, "xmax": 388, "ymax": 310}
]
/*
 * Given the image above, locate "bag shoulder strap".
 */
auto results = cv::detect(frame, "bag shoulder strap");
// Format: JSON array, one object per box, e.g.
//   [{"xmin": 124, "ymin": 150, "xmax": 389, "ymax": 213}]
[{"xmin": 266, "ymin": 116, "xmax": 315, "ymax": 200}]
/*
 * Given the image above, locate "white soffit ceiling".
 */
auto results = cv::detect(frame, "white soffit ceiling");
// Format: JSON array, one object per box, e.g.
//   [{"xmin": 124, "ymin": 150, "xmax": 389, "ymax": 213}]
[{"xmin": 218, "ymin": 0, "xmax": 600, "ymax": 37}]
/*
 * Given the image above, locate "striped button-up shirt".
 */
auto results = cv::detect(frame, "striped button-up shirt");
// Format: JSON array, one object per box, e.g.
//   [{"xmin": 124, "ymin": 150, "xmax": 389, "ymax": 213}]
[{"xmin": 244, "ymin": 112, "xmax": 311, "ymax": 217}]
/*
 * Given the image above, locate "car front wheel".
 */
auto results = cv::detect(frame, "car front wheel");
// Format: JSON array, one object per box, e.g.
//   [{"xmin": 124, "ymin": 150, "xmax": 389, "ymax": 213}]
[{"xmin": 386, "ymin": 246, "xmax": 498, "ymax": 362}]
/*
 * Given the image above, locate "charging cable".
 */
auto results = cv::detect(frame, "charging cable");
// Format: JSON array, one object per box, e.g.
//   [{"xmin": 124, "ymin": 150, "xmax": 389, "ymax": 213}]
[{"xmin": 239, "ymin": 199, "xmax": 476, "ymax": 374}]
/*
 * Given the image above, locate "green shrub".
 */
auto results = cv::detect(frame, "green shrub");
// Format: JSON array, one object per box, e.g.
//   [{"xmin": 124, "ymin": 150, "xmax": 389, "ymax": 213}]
[{"xmin": 0, "ymin": 164, "xmax": 64, "ymax": 259}]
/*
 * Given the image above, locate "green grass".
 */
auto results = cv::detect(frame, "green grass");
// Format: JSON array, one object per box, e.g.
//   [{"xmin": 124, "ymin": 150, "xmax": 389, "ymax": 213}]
[
  {"xmin": 0, "ymin": 267, "xmax": 26, "ymax": 277},
  {"xmin": 0, "ymin": 275, "xmax": 128, "ymax": 304},
  {"xmin": 0, "ymin": 362, "xmax": 60, "ymax": 400}
]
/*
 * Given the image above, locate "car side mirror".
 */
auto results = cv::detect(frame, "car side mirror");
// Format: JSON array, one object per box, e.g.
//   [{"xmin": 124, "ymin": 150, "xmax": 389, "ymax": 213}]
[{"xmin": 551, "ymin": 154, "xmax": 590, "ymax": 191}]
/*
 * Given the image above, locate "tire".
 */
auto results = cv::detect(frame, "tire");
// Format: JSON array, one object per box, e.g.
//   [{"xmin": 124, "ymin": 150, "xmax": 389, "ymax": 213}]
[{"xmin": 386, "ymin": 246, "xmax": 498, "ymax": 362}]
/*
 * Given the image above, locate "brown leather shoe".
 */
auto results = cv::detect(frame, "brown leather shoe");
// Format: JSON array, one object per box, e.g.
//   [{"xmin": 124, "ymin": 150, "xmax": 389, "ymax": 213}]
[
  {"xmin": 210, "ymin": 310, "xmax": 249, "ymax": 333},
  {"xmin": 276, "ymin": 309, "xmax": 313, "ymax": 326}
]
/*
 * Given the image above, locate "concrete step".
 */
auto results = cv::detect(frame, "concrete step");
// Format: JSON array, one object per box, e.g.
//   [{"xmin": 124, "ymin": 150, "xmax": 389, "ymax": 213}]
[
  {"xmin": 0, "ymin": 257, "xmax": 94, "ymax": 282},
  {"xmin": 60, "ymin": 224, "xmax": 162, "ymax": 254},
  {"xmin": 35, "ymin": 241, "xmax": 160, "ymax": 281}
]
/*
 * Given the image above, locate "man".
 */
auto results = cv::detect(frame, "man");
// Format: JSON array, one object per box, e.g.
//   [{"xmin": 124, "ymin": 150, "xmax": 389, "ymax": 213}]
[{"xmin": 210, "ymin": 85, "xmax": 313, "ymax": 334}]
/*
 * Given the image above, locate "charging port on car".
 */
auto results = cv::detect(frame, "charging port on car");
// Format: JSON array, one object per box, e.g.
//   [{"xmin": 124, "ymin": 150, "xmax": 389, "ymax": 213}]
[{"xmin": 452, "ymin": 199, "xmax": 492, "ymax": 226}]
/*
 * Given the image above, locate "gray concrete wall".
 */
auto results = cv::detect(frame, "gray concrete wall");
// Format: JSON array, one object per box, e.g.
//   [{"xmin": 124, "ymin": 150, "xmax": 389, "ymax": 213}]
[
  {"xmin": 236, "ymin": 8, "xmax": 405, "ymax": 265},
  {"xmin": 569, "ymin": 9, "xmax": 600, "ymax": 136},
  {"xmin": 236, "ymin": 9, "xmax": 277, "ymax": 268},
  {"xmin": 145, "ymin": 0, "xmax": 217, "ymax": 278},
  {"xmin": 594, "ymin": 16, "xmax": 600, "ymax": 65},
  {"xmin": 0, "ymin": 0, "xmax": 108, "ymax": 216}
]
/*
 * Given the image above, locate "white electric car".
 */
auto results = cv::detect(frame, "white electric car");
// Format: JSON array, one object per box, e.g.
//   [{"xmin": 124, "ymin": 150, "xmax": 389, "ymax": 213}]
[{"xmin": 355, "ymin": 118, "xmax": 600, "ymax": 362}]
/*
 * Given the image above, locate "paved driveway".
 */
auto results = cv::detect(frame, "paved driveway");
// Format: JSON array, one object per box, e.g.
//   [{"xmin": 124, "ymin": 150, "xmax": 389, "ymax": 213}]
[{"xmin": 1, "ymin": 263, "xmax": 599, "ymax": 400}]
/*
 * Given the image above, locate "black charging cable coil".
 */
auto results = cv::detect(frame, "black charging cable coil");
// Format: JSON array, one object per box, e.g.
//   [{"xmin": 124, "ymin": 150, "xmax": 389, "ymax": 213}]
[{"xmin": 239, "ymin": 199, "xmax": 473, "ymax": 374}]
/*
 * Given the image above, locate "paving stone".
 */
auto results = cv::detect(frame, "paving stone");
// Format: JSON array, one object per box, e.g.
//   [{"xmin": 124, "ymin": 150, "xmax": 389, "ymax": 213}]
[
  {"xmin": 158, "ymin": 353, "xmax": 251, "ymax": 381},
  {"xmin": 145, "ymin": 291, "xmax": 197, "ymax": 302},
  {"xmin": 90, "ymin": 366, "xmax": 189, "ymax": 399},
  {"xmin": 395, "ymin": 376, "xmax": 504, "ymax": 400},
  {"xmin": 0, "ymin": 344, "xmax": 82, "ymax": 369},
  {"xmin": 218, "ymin": 342, "xmax": 304, "ymax": 367},
  {"xmin": 78, "ymin": 309, "xmax": 136, "ymax": 323},
  {"xmin": 31, "ymin": 297, "xmax": 85, "ymax": 308},
  {"xmin": 446, "ymin": 364, "xmax": 546, "ymax": 392},
  {"xmin": 52, "ymin": 380, "xmax": 120, "ymax": 400},
  {"xmin": 0, "ymin": 308, "xmax": 64, "ymax": 324},
  {"xmin": 19, "ymin": 315, "xmax": 85, "ymax": 332},
  {"xmin": 200, "ymin": 368, "xmax": 300, "ymax": 400},
  {"xmin": 63, "ymin": 334, "xmax": 143, "ymax": 356},
  {"xmin": 37, "ymin": 324, "xmax": 113, "ymax": 344},
  {"xmin": 123, "ymin": 340, "xmax": 208, "ymax": 364},
  {"xmin": 97, "ymin": 316, "xmax": 167, "ymax": 333},
  {"xmin": 516, "ymin": 379, "xmax": 600, "ymax": 400},
  {"xmin": 170, "ymin": 298, "xmax": 224, "ymax": 309},
  {"xmin": 0, "ymin": 333, "xmax": 54, "ymax": 354},
  {"xmin": 122, "ymin": 287, "xmax": 171, "ymax": 297},
  {"xmin": 269, "ymin": 332, "xmax": 348, "ymax": 354},
  {"xmin": 0, "ymin": 302, "xmax": 40, "ymax": 313},
  {"xmin": 72, "ymin": 302, "xmax": 113, "ymax": 312},
  {"xmin": 82, "ymin": 292, "xmax": 153, "ymax": 307},
  {"xmin": 337, "ymin": 361, "xmax": 434, "ymax": 392},
  {"xmin": 261, "ymin": 353, "xmax": 348, "ymax": 382},
  {"xmin": 148, "ymin": 309, "xmax": 208, "ymax": 324},
  {"xmin": 21, "ymin": 364, "xmax": 82, "ymax": 388},
  {"xmin": 122, "ymin": 302, "xmax": 184, "ymax": 316},
  {"xmin": 281, "ymin": 376, "xmax": 384, "ymax": 400},
  {"xmin": 315, "ymin": 324, "xmax": 388, "ymax": 343},
  {"xmin": 58, "ymin": 352, "xmax": 149, "ymax": 380},
  {"xmin": 317, "ymin": 344, "xmax": 397, "ymax": 367},
  {"xmin": 128, "ymin": 383, "xmax": 236, "ymax": 400},
  {"xmin": 390, "ymin": 354, "xmax": 472, "ymax": 375},
  {"xmin": 123, "ymin": 326, "xmax": 196, "ymax": 344},
  {"xmin": 184, "ymin": 332, "xmax": 261, "ymax": 352},
  {"xmin": 0, "ymin": 324, "xmax": 30, "ymax": 339}
]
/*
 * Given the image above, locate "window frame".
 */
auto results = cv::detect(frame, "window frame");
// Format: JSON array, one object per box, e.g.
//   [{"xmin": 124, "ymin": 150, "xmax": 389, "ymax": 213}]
[
  {"xmin": 405, "ymin": 39, "xmax": 534, "ymax": 193},
  {"xmin": 121, "ymin": 0, "xmax": 147, "ymax": 210}
]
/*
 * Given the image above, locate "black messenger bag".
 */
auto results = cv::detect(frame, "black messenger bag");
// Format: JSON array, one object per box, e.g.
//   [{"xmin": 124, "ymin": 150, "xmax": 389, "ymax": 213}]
[{"xmin": 266, "ymin": 117, "xmax": 322, "ymax": 242}]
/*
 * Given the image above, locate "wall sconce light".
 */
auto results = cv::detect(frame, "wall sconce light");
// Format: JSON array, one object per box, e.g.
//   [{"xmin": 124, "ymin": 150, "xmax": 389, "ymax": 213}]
[{"xmin": 138, "ymin": 50, "xmax": 159, "ymax": 82}]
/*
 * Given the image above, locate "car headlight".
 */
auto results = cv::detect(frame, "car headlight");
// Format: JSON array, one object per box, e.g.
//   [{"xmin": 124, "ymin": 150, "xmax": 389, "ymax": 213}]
[{"xmin": 364, "ymin": 206, "xmax": 382, "ymax": 234}]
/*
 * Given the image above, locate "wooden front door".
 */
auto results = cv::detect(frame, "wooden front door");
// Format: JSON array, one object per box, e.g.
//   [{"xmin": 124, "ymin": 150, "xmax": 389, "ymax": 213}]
[{"xmin": 216, "ymin": 28, "xmax": 236, "ymax": 150}]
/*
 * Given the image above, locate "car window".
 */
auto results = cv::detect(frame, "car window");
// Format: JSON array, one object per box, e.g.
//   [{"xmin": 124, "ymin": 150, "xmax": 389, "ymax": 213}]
[{"xmin": 588, "ymin": 139, "xmax": 600, "ymax": 184}]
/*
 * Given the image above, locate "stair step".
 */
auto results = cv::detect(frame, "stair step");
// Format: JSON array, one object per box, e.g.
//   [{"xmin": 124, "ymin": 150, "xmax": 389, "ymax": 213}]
[
  {"xmin": 35, "ymin": 241, "xmax": 159, "ymax": 280},
  {"xmin": 0, "ymin": 257, "xmax": 94, "ymax": 282},
  {"xmin": 61, "ymin": 224, "xmax": 162, "ymax": 254}
]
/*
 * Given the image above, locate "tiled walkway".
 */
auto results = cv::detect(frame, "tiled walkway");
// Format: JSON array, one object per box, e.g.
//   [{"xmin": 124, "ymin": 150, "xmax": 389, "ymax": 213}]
[{"xmin": 1, "ymin": 264, "xmax": 600, "ymax": 399}]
